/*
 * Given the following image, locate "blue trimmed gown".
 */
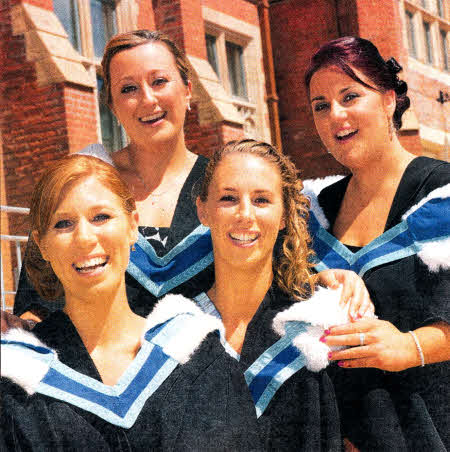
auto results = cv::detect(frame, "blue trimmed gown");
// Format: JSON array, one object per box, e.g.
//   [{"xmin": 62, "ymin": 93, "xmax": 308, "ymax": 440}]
[
  {"xmin": 308, "ymin": 157, "xmax": 450, "ymax": 451},
  {"xmin": 1, "ymin": 298, "xmax": 262, "ymax": 451}
]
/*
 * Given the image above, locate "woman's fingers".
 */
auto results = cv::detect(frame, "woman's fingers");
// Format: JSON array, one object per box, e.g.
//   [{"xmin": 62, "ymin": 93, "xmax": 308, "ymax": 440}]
[{"xmin": 324, "ymin": 331, "xmax": 372, "ymax": 348}]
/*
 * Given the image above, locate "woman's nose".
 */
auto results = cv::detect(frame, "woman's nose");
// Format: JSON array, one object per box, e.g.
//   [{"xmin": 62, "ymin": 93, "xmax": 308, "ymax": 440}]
[
  {"xmin": 330, "ymin": 101, "xmax": 347, "ymax": 120},
  {"xmin": 237, "ymin": 199, "xmax": 254, "ymax": 222},
  {"xmin": 74, "ymin": 219, "xmax": 97, "ymax": 248},
  {"xmin": 140, "ymin": 83, "xmax": 157, "ymax": 105}
]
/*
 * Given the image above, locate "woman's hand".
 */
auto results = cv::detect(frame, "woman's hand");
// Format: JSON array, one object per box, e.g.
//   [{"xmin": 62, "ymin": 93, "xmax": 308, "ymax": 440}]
[
  {"xmin": 317, "ymin": 269, "xmax": 374, "ymax": 320},
  {"xmin": 324, "ymin": 318, "xmax": 420, "ymax": 372}
]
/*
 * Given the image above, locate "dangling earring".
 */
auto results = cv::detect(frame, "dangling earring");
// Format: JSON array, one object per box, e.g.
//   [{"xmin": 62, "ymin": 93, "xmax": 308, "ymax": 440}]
[
  {"xmin": 131, "ymin": 244, "xmax": 136, "ymax": 252},
  {"xmin": 387, "ymin": 114, "xmax": 394, "ymax": 141},
  {"xmin": 187, "ymin": 101, "xmax": 191, "ymax": 111}
]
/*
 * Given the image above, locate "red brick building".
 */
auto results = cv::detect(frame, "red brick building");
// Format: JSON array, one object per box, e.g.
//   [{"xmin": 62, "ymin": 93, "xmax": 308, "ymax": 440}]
[{"xmin": 1, "ymin": 0, "xmax": 449, "ymax": 309}]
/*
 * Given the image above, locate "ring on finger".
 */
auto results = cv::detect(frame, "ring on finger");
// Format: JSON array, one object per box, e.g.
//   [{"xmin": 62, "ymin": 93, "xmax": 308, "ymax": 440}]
[{"xmin": 359, "ymin": 332, "xmax": 365, "ymax": 346}]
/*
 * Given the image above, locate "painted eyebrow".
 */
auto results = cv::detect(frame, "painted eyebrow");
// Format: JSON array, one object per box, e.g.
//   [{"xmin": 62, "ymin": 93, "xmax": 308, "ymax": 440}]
[{"xmin": 311, "ymin": 86, "xmax": 352, "ymax": 102}]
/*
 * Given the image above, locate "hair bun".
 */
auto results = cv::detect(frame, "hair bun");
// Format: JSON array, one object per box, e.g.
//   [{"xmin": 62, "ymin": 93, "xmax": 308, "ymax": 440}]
[
  {"xmin": 395, "ymin": 80, "xmax": 408, "ymax": 95},
  {"xmin": 385, "ymin": 57, "xmax": 403, "ymax": 74}
]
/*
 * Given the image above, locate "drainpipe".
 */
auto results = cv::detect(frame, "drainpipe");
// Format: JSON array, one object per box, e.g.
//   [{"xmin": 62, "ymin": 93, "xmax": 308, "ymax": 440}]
[{"xmin": 257, "ymin": 0, "xmax": 283, "ymax": 151}]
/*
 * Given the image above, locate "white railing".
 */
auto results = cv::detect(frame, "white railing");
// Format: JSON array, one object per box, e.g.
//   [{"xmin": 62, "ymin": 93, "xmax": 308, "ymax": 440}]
[{"xmin": 1, "ymin": 205, "xmax": 29, "ymax": 311}]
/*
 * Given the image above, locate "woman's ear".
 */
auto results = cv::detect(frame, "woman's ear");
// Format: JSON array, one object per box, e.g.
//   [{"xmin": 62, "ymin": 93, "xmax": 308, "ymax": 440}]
[
  {"xmin": 196, "ymin": 197, "xmax": 209, "ymax": 227},
  {"xmin": 32, "ymin": 230, "xmax": 49, "ymax": 261},
  {"xmin": 383, "ymin": 89, "xmax": 396, "ymax": 118},
  {"xmin": 129, "ymin": 210, "xmax": 139, "ymax": 246}
]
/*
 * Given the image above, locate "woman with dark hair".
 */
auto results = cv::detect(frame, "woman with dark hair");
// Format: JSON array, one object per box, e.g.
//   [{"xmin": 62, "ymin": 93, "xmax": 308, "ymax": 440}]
[
  {"xmin": 304, "ymin": 36, "xmax": 449, "ymax": 450},
  {"xmin": 14, "ymin": 30, "xmax": 371, "ymax": 323},
  {"xmin": 1, "ymin": 155, "xmax": 261, "ymax": 451}
]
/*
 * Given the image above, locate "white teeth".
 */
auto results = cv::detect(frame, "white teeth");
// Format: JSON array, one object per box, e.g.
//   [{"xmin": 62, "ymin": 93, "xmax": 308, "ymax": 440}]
[
  {"xmin": 336, "ymin": 129, "xmax": 357, "ymax": 138},
  {"xmin": 74, "ymin": 257, "xmax": 107, "ymax": 271},
  {"xmin": 230, "ymin": 232, "xmax": 258, "ymax": 242},
  {"xmin": 140, "ymin": 113, "xmax": 165, "ymax": 122}
]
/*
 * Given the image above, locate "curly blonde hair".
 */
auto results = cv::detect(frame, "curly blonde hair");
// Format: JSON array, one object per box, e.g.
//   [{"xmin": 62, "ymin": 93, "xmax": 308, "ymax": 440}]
[
  {"xmin": 197, "ymin": 139, "xmax": 318, "ymax": 300},
  {"xmin": 26, "ymin": 155, "xmax": 136, "ymax": 300}
]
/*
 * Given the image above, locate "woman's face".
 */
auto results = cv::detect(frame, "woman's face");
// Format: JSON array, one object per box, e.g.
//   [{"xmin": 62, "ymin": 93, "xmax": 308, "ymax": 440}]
[
  {"xmin": 309, "ymin": 65, "xmax": 395, "ymax": 170},
  {"xmin": 197, "ymin": 153, "xmax": 285, "ymax": 272},
  {"xmin": 109, "ymin": 42, "xmax": 191, "ymax": 149},
  {"xmin": 34, "ymin": 176, "xmax": 138, "ymax": 300}
]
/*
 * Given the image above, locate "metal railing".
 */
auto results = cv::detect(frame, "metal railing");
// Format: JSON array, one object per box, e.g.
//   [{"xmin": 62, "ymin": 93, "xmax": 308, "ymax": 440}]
[{"xmin": 1, "ymin": 205, "xmax": 30, "ymax": 311}]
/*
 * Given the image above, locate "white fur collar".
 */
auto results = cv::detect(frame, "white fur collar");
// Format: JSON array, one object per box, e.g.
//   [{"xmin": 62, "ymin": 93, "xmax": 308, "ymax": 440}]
[
  {"xmin": 273, "ymin": 286, "xmax": 376, "ymax": 372},
  {"xmin": 1, "ymin": 328, "xmax": 56, "ymax": 395},
  {"xmin": 302, "ymin": 176, "xmax": 344, "ymax": 230},
  {"xmin": 143, "ymin": 294, "xmax": 222, "ymax": 364},
  {"xmin": 1, "ymin": 295, "xmax": 221, "ymax": 394}
]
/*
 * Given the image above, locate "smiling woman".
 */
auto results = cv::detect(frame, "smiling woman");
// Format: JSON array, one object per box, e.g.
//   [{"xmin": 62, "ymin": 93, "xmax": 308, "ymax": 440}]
[
  {"xmin": 304, "ymin": 36, "xmax": 450, "ymax": 450},
  {"xmin": 1, "ymin": 155, "xmax": 261, "ymax": 450}
]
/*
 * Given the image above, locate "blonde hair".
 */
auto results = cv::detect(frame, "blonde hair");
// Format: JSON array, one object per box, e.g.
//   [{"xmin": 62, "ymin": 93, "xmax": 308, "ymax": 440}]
[
  {"xmin": 101, "ymin": 29, "xmax": 189, "ymax": 108},
  {"xmin": 26, "ymin": 155, "xmax": 136, "ymax": 300},
  {"xmin": 198, "ymin": 139, "xmax": 318, "ymax": 300}
]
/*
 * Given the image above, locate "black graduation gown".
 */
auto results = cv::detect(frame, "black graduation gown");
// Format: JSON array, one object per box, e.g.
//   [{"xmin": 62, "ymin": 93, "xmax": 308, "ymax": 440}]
[
  {"xmin": 1, "ymin": 307, "xmax": 262, "ymax": 451},
  {"xmin": 313, "ymin": 157, "xmax": 450, "ymax": 451}
]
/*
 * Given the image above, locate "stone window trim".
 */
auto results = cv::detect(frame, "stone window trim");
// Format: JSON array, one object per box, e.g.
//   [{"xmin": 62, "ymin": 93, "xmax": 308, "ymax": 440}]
[
  {"xmin": 403, "ymin": 1, "xmax": 449, "ymax": 71},
  {"xmin": 186, "ymin": 6, "xmax": 270, "ymax": 143}
]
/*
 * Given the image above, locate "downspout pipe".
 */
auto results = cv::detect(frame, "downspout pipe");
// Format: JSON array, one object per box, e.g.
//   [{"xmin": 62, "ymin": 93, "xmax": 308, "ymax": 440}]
[{"xmin": 257, "ymin": 0, "xmax": 283, "ymax": 151}]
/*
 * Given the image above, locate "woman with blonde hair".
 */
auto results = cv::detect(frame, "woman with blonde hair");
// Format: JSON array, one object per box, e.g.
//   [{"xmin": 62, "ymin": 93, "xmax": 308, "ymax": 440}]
[{"xmin": 195, "ymin": 139, "xmax": 355, "ymax": 450}]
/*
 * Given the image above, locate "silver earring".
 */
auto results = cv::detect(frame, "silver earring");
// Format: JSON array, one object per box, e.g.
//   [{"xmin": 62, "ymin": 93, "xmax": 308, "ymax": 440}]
[
  {"xmin": 187, "ymin": 102, "xmax": 191, "ymax": 111},
  {"xmin": 387, "ymin": 114, "xmax": 394, "ymax": 141}
]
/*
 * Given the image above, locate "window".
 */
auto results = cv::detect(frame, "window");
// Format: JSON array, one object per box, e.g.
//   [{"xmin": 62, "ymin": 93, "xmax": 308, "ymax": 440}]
[
  {"xmin": 440, "ymin": 30, "xmax": 448, "ymax": 70},
  {"xmin": 90, "ymin": 0, "xmax": 117, "ymax": 58},
  {"xmin": 53, "ymin": 0, "xmax": 81, "ymax": 52},
  {"xmin": 53, "ymin": 0, "xmax": 122, "ymax": 152},
  {"xmin": 436, "ymin": 0, "xmax": 444, "ymax": 17},
  {"xmin": 421, "ymin": 0, "xmax": 427, "ymax": 8},
  {"xmin": 226, "ymin": 41, "xmax": 247, "ymax": 99},
  {"xmin": 405, "ymin": 11, "xmax": 417, "ymax": 57},
  {"xmin": 206, "ymin": 34, "xmax": 220, "ymax": 77},
  {"xmin": 423, "ymin": 21, "xmax": 433, "ymax": 63}
]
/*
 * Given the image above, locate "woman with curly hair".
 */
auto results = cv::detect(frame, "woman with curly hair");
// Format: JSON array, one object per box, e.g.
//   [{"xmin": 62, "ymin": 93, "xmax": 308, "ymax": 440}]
[{"xmin": 195, "ymin": 139, "xmax": 353, "ymax": 451}]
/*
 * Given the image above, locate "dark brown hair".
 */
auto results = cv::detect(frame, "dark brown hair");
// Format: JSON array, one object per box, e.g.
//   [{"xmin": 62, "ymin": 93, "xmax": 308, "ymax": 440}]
[
  {"xmin": 101, "ymin": 29, "xmax": 189, "ymax": 107},
  {"xmin": 305, "ymin": 36, "xmax": 410, "ymax": 129},
  {"xmin": 197, "ymin": 139, "xmax": 317, "ymax": 300},
  {"xmin": 26, "ymin": 155, "xmax": 136, "ymax": 300}
]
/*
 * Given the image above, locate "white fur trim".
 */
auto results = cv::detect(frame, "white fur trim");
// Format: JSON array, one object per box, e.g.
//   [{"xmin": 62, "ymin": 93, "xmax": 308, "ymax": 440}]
[
  {"xmin": 302, "ymin": 176, "xmax": 344, "ymax": 230},
  {"xmin": 144, "ymin": 294, "xmax": 222, "ymax": 364},
  {"xmin": 402, "ymin": 183, "xmax": 450, "ymax": 220},
  {"xmin": 417, "ymin": 238, "xmax": 450, "ymax": 272},
  {"xmin": 273, "ymin": 286, "xmax": 376, "ymax": 372},
  {"xmin": 1, "ymin": 329, "xmax": 56, "ymax": 395}
]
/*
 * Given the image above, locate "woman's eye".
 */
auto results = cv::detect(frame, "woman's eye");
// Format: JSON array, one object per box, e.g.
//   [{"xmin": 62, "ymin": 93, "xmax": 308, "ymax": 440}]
[
  {"xmin": 93, "ymin": 213, "xmax": 111, "ymax": 222},
  {"xmin": 343, "ymin": 92, "xmax": 359, "ymax": 102},
  {"xmin": 314, "ymin": 102, "xmax": 329, "ymax": 112},
  {"xmin": 254, "ymin": 197, "xmax": 270, "ymax": 205},
  {"xmin": 121, "ymin": 85, "xmax": 136, "ymax": 94},
  {"xmin": 153, "ymin": 77, "xmax": 168, "ymax": 87},
  {"xmin": 54, "ymin": 219, "xmax": 72, "ymax": 229},
  {"xmin": 219, "ymin": 195, "xmax": 236, "ymax": 202}
]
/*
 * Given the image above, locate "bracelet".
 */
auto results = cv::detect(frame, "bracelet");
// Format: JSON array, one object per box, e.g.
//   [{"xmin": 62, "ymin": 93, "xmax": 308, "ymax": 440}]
[{"xmin": 408, "ymin": 330, "xmax": 425, "ymax": 367}]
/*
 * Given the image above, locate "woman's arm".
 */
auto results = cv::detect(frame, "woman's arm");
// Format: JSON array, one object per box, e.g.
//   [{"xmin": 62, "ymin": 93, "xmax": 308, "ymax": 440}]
[{"xmin": 324, "ymin": 319, "xmax": 450, "ymax": 371}]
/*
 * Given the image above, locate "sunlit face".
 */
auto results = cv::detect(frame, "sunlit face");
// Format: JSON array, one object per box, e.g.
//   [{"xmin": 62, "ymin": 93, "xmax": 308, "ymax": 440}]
[
  {"xmin": 109, "ymin": 42, "xmax": 191, "ymax": 148},
  {"xmin": 34, "ymin": 176, "xmax": 138, "ymax": 301},
  {"xmin": 309, "ymin": 65, "xmax": 395, "ymax": 170},
  {"xmin": 197, "ymin": 153, "xmax": 285, "ymax": 272}
]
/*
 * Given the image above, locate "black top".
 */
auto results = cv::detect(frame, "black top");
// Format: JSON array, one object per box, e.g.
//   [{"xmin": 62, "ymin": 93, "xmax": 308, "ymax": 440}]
[
  {"xmin": 13, "ymin": 155, "xmax": 214, "ymax": 318},
  {"xmin": 1, "ymin": 310, "xmax": 262, "ymax": 451},
  {"xmin": 317, "ymin": 157, "xmax": 450, "ymax": 451},
  {"xmin": 237, "ymin": 285, "xmax": 342, "ymax": 451}
]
